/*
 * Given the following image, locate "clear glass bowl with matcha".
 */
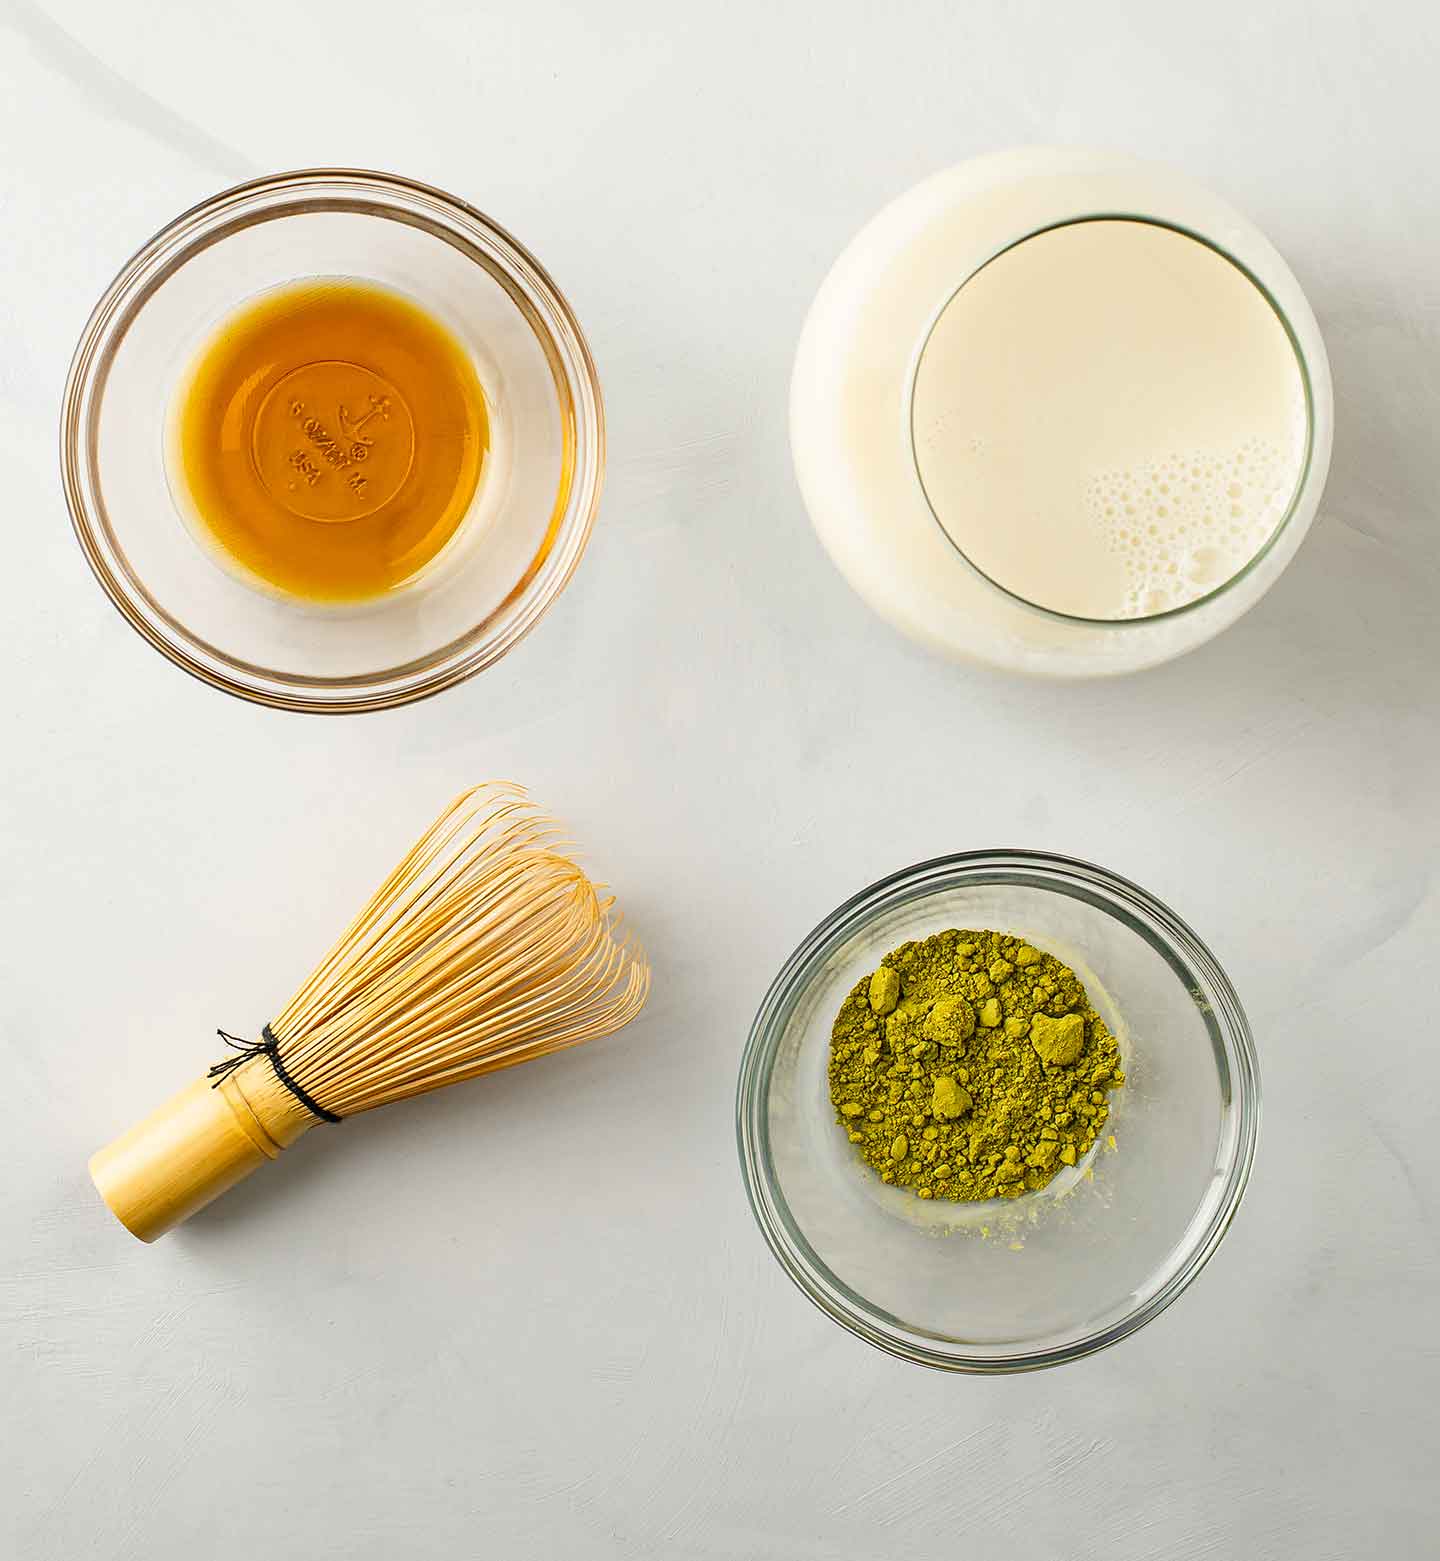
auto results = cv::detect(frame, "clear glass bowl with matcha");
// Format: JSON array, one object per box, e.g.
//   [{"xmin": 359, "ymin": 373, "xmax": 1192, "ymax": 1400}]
[{"xmin": 736, "ymin": 852, "xmax": 1258, "ymax": 1372}]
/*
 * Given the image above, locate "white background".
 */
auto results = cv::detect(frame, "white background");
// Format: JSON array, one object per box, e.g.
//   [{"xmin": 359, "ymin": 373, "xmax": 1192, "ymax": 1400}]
[{"xmin": 3, "ymin": 2, "xmax": 1437, "ymax": 1556}]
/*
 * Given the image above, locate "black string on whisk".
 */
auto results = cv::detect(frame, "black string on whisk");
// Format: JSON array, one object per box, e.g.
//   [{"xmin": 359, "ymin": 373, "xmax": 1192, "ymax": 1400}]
[{"xmin": 208, "ymin": 1026, "xmax": 343, "ymax": 1125}]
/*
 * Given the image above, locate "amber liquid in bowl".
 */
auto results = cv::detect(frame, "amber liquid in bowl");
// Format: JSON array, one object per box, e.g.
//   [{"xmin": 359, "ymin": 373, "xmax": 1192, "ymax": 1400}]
[{"xmin": 172, "ymin": 280, "xmax": 488, "ymax": 602}]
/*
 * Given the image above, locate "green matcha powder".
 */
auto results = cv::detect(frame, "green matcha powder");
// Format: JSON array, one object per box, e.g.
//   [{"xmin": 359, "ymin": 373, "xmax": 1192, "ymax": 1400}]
[{"xmin": 828, "ymin": 929, "xmax": 1124, "ymax": 1201}]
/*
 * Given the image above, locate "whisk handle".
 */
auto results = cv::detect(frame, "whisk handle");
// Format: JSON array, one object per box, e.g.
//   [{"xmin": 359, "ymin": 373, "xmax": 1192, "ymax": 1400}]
[{"xmin": 89, "ymin": 1064, "xmax": 313, "ymax": 1242}]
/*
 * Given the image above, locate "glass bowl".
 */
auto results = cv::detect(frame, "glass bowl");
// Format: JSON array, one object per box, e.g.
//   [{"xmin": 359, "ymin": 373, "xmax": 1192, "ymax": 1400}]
[
  {"xmin": 61, "ymin": 169, "xmax": 604, "ymax": 713},
  {"xmin": 736, "ymin": 851, "xmax": 1259, "ymax": 1372}
]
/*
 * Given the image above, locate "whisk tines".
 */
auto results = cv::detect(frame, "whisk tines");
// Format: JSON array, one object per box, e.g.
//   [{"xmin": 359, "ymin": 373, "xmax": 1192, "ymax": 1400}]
[{"xmin": 266, "ymin": 783, "xmax": 650, "ymax": 1117}]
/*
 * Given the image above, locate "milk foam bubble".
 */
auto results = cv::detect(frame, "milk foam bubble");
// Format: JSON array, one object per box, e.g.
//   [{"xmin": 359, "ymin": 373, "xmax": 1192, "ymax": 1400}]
[{"xmin": 1087, "ymin": 428, "xmax": 1304, "ymax": 617}]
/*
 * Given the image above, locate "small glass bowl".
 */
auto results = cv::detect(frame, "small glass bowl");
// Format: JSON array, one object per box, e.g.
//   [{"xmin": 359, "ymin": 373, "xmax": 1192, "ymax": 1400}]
[
  {"xmin": 736, "ymin": 851, "xmax": 1259, "ymax": 1372},
  {"xmin": 62, "ymin": 169, "xmax": 604, "ymax": 713}
]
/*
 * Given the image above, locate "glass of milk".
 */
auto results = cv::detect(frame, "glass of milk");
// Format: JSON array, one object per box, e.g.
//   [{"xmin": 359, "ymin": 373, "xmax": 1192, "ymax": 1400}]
[{"xmin": 791, "ymin": 149, "xmax": 1333, "ymax": 675}]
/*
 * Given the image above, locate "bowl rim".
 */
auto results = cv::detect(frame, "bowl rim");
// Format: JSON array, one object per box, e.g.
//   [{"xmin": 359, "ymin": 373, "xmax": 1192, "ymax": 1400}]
[
  {"xmin": 735, "ymin": 849, "xmax": 1261, "ymax": 1373},
  {"xmin": 60, "ymin": 167, "xmax": 605, "ymax": 715}
]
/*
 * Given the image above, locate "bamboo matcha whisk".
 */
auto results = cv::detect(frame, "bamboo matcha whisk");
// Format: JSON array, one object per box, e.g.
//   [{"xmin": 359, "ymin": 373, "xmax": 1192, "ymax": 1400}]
[{"xmin": 89, "ymin": 784, "xmax": 649, "ymax": 1242}]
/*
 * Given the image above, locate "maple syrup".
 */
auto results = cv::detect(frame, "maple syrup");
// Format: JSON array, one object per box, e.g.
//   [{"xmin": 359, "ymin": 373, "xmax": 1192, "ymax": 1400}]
[{"xmin": 172, "ymin": 280, "xmax": 487, "ymax": 602}]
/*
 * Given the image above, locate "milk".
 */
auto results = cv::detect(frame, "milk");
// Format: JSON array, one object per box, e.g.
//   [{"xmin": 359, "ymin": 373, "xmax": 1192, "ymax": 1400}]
[
  {"xmin": 790, "ymin": 150, "xmax": 1332, "ymax": 674},
  {"xmin": 910, "ymin": 219, "xmax": 1308, "ymax": 621}
]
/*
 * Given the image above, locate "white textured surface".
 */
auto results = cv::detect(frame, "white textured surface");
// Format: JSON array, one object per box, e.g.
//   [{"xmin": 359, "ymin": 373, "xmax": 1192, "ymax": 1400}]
[{"xmin": 3, "ymin": 1, "xmax": 1437, "ymax": 1555}]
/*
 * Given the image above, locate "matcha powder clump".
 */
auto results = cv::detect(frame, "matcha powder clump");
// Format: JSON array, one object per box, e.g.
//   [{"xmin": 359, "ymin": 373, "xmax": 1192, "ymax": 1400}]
[{"xmin": 828, "ymin": 929, "xmax": 1124, "ymax": 1200}]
